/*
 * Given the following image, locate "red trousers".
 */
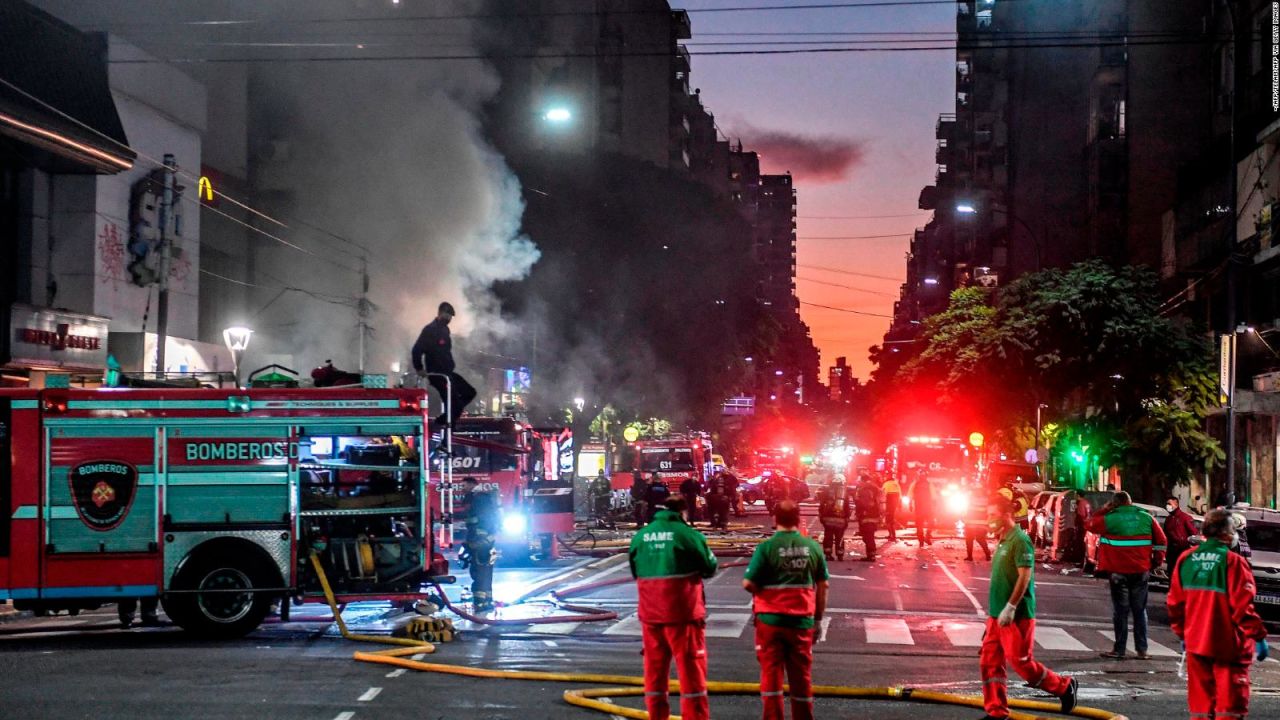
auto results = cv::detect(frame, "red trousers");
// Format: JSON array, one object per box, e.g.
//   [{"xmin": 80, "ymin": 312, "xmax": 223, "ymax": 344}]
[
  {"xmin": 1185, "ymin": 653, "xmax": 1251, "ymax": 719},
  {"xmin": 641, "ymin": 621, "xmax": 709, "ymax": 720},
  {"xmin": 754, "ymin": 621, "xmax": 815, "ymax": 720},
  {"xmin": 979, "ymin": 617, "xmax": 1070, "ymax": 718}
]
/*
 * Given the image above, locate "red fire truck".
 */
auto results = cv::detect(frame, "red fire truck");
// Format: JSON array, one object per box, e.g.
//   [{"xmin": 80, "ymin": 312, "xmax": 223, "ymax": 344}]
[
  {"xmin": 434, "ymin": 418, "xmax": 573, "ymax": 556},
  {"xmin": 0, "ymin": 383, "xmax": 449, "ymax": 638},
  {"xmin": 618, "ymin": 434, "xmax": 710, "ymax": 493}
]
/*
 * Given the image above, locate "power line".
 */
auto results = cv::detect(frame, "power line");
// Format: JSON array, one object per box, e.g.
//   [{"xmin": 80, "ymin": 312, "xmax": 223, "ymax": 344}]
[
  {"xmin": 798, "ymin": 264, "xmax": 905, "ymax": 282},
  {"xmin": 799, "ymin": 300, "xmax": 893, "ymax": 318},
  {"xmin": 796, "ymin": 276, "xmax": 896, "ymax": 297},
  {"xmin": 798, "ymin": 233, "xmax": 912, "ymax": 240},
  {"xmin": 799, "ymin": 213, "xmax": 929, "ymax": 219}
]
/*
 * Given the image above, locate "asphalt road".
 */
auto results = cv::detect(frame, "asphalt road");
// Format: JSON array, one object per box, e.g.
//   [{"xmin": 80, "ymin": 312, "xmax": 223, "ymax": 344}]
[{"xmin": 2, "ymin": 508, "xmax": 1278, "ymax": 719}]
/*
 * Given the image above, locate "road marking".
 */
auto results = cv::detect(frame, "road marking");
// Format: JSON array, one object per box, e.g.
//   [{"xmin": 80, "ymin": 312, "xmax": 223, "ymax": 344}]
[
  {"xmin": 1034, "ymin": 626, "xmax": 1090, "ymax": 652},
  {"xmin": 602, "ymin": 614, "xmax": 643, "ymax": 636},
  {"xmin": 942, "ymin": 621, "xmax": 986, "ymax": 647},
  {"xmin": 705, "ymin": 613, "xmax": 751, "ymax": 638},
  {"xmin": 1098, "ymin": 631, "xmax": 1178, "ymax": 657},
  {"xmin": 827, "ymin": 574, "xmax": 865, "ymax": 581},
  {"xmin": 818, "ymin": 616, "xmax": 832, "ymax": 643},
  {"xmin": 410, "ymin": 653, "xmax": 427, "ymax": 661},
  {"xmin": 892, "ymin": 588, "xmax": 904, "ymax": 612},
  {"xmin": 542, "ymin": 640, "xmax": 558, "ymax": 647},
  {"xmin": 864, "ymin": 617, "xmax": 914, "ymax": 645},
  {"xmin": 528, "ymin": 622, "xmax": 582, "ymax": 635},
  {"xmin": 333, "ymin": 713, "xmax": 355, "ymax": 720},
  {"xmin": 931, "ymin": 556, "xmax": 984, "ymax": 616},
  {"xmin": 357, "ymin": 687, "xmax": 382, "ymax": 702},
  {"xmin": 385, "ymin": 668, "xmax": 407, "ymax": 678}
]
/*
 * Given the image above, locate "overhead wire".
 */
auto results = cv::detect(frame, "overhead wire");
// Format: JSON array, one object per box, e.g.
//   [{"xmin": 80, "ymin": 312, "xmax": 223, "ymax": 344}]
[
  {"xmin": 796, "ymin": 276, "xmax": 896, "ymax": 297},
  {"xmin": 798, "ymin": 264, "xmax": 905, "ymax": 283},
  {"xmin": 798, "ymin": 233, "xmax": 913, "ymax": 240},
  {"xmin": 799, "ymin": 301, "xmax": 894, "ymax": 318}
]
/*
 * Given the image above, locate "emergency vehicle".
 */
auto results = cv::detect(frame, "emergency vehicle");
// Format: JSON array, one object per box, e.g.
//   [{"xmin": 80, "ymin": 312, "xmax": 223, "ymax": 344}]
[
  {"xmin": 432, "ymin": 417, "xmax": 573, "ymax": 555},
  {"xmin": 0, "ymin": 382, "xmax": 450, "ymax": 639},
  {"xmin": 617, "ymin": 434, "xmax": 710, "ymax": 492},
  {"xmin": 885, "ymin": 436, "xmax": 978, "ymax": 521}
]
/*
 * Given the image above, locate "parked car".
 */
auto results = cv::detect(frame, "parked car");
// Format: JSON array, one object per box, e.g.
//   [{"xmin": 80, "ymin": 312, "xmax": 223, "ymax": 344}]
[
  {"xmin": 1082, "ymin": 501, "xmax": 1203, "ymax": 587},
  {"xmin": 1246, "ymin": 519, "xmax": 1280, "ymax": 619},
  {"xmin": 1029, "ymin": 490, "xmax": 1058, "ymax": 548}
]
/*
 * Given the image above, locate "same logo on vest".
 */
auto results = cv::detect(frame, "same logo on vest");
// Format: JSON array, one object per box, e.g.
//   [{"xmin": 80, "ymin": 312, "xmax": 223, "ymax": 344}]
[{"xmin": 69, "ymin": 461, "xmax": 138, "ymax": 531}]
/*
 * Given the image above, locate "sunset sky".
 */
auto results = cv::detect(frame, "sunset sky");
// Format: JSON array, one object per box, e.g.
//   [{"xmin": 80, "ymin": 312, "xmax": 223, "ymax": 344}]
[{"xmin": 679, "ymin": 0, "xmax": 955, "ymax": 380}]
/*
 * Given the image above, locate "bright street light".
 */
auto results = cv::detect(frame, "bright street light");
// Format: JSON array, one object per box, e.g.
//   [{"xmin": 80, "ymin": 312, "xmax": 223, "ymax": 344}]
[
  {"xmin": 923, "ymin": 277, "xmax": 940, "ymax": 285},
  {"xmin": 543, "ymin": 107, "xmax": 572, "ymax": 123},
  {"xmin": 956, "ymin": 203, "xmax": 977, "ymax": 214},
  {"xmin": 573, "ymin": 396, "xmax": 586, "ymax": 412}
]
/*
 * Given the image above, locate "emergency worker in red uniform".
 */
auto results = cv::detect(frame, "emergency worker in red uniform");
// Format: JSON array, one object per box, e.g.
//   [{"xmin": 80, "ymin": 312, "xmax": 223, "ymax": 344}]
[
  {"xmin": 1085, "ymin": 491, "xmax": 1167, "ymax": 659},
  {"xmin": 1167, "ymin": 509, "xmax": 1269, "ymax": 720},
  {"xmin": 628, "ymin": 497, "xmax": 719, "ymax": 720},
  {"xmin": 743, "ymin": 500, "xmax": 829, "ymax": 720},
  {"xmin": 979, "ymin": 494, "xmax": 1078, "ymax": 720}
]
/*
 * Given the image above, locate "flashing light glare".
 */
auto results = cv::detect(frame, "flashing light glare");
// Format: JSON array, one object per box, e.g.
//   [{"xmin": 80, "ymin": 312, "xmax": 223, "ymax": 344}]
[
  {"xmin": 744, "ymin": 356, "xmax": 754, "ymax": 362},
  {"xmin": 544, "ymin": 107, "xmax": 572, "ymax": 123},
  {"xmin": 968, "ymin": 432, "xmax": 985, "ymax": 448},
  {"xmin": 501, "ymin": 513, "xmax": 528, "ymax": 537},
  {"xmin": 623, "ymin": 426, "xmax": 641, "ymax": 442},
  {"xmin": 956, "ymin": 203, "xmax": 977, "ymax": 214},
  {"xmin": 770, "ymin": 394, "xmax": 777, "ymax": 400},
  {"xmin": 775, "ymin": 370, "xmax": 784, "ymax": 376},
  {"xmin": 907, "ymin": 436, "xmax": 942, "ymax": 444},
  {"xmin": 781, "ymin": 447, "xmax": 793, "ymax": 454},
  {"xmin": 945, "ymin": 489, "xmax": 970, "ymax": 516}
]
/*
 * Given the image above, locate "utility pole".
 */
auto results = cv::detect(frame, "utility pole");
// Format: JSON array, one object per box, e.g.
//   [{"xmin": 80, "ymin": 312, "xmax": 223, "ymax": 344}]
[
  {"xmin": 154, "ymin": 154, "xmax": 178, "ymax": 375},
  {"xmin": 358, "ymin": 258, "xmax": 370, "ymax": 373},
  {"xmin": 1224, "ymin": 0, "xmax": 1240, "ymax": 504}
]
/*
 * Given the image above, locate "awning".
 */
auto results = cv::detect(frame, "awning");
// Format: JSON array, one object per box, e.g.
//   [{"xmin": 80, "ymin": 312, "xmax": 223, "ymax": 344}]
[{"xmin": 0, "ymin": 0, "xmax": 134, "ymax": 174}]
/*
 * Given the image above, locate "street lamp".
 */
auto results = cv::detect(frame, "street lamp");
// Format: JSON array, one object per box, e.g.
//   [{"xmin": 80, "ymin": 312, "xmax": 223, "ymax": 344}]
[
  {"xmin": 543, "ymin": 107, "xmax": 573, "ymax": 123},
  {"xmin": 222, "ymin": 326, "xmax": 253, "ymax": 388},
  {"xmin": 956, "ymin": 202, "xmax": 1043, "ymax": 271},
  {"xmin": 1034, "ymin": 402, "xmax": 1048, "ymax": 464}
]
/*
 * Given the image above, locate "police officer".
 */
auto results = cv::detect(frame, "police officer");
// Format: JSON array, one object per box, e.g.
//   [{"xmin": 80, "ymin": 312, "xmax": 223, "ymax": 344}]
[
  {"xmin": 705, "ymin": 470, "xmax": 733, "ymax": 530},
  {"xmin": 461, "ymin": 476, "xmax": 497, "ymax": 612},
  {"xmin": 817, "ymin": 475, "xmax": 853, "ymax": 561},
  {"xmin": 629, "ymin": 497, "xmax": 718, "ymax": 720},
  {"xmin": 854, "ymin": 473, "xmax": 882, "ymax": 562}
]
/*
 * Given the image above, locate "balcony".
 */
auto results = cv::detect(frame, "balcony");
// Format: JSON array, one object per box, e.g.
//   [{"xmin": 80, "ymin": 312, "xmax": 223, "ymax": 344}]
[
  {"xmin": 674, "ymin": 45, "xmax": 690, "ymax": 74},
  {"xmin": 671, "ymin": 10, "xmax": 692, "ymax": 40},
  {"xmin": 936, "ymin": 113, "xmax": 957, "ymax": 141}
]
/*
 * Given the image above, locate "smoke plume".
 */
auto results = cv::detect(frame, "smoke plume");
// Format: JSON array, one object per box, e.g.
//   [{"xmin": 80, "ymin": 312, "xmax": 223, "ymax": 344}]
[{"xmin": 734, "ymin": 124, "xmax": 866, "ymax": 183}]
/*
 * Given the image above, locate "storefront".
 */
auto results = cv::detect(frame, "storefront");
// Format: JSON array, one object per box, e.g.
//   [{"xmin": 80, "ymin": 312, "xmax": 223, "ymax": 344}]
[{"xmin": 2, "ymin": 304, "xmax": 109, "ymax": 387}]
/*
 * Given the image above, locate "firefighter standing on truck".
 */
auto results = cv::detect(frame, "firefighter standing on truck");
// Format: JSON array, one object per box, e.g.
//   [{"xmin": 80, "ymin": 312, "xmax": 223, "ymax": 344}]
[
  {"xmin": 980, "ymin": 494, "xmax": 1078, "ymax": 720},
  {"xmin": 461, "ymin": 476, "xmax": 497, "ymax": 612},
  {"xmin": 1167, "ymin": 508, "xmax": 1269, "ymax": 720},
  {"xmin": 411, "ymin": 301, "xmax": 477, "ymax": 428},
  {"xmin": 628, "ymin": 497, "xmax": 718, "ymax": 720},
  {"xmin": 743, "ymin": 500, "xmax": 829, "ymax": 720},
  {"xmin": 817, "ymin": 475, "xmax": 852, "ymax": 561}
]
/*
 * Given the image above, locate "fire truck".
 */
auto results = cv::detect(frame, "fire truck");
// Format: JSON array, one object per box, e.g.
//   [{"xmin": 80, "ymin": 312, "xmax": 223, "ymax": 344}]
[
  {"xmin": 0, "ymin": 382, "xmax": 450, "ymax": 639},
  {"xmin": 433, "ymin": 417, "xmax": 573, "ymax": 557},
  {"xmin": 618, "ymin": 434, "xmax": 710, "ymax": 493},
  {"xmin": 885, "ymin": 436, "xmax": 979, "ymax": 521}
]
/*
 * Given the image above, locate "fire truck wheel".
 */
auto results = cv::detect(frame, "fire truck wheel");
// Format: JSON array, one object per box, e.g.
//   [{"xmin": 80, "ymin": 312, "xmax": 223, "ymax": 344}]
[{"xmin": 168, "ymin": 550, "xmax": 275, "ymax": 639}]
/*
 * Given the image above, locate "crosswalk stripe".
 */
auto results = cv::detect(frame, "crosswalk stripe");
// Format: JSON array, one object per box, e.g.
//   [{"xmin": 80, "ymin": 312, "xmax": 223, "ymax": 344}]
[
  {"xmin": 864, "ymin": 617, "xmax": 914, "ymax": 645},
  {"xmin": 1035, "ymin": 626, "xmax": 1091, "ymax": 652},
  {"xmin": 602, "ymin": 614, "xmax": 643, "ymax": 636},
  {"xmin": 1097, "ymin": 630, "xmax": 1179, "ymax": 657},
  {"xmin": 705, "ymin": 613, "xmax": 751, "ymax": 638},
  {"xmin": 941, "ymin": 621, "xmax": 986, "ymax": 647},
  {"xmin": 527, "ymin": 622, "xmax": 582, "ymax": 635}
]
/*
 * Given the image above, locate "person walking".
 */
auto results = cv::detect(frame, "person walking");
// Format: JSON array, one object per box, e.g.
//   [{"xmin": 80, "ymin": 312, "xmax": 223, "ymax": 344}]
[
  {"xmin": 628, "ymin": 497, "xmax": 718, "ymax": 720},
  {"xmin": 980, "ymin": 494, "xmax": 1078, "ymax": 720},
  {"xmin": 411, "ymin": 302, "xmax": 477, "ymax": 428},
  {"xmin": 118, "ymin": 596, "xmax": 160, "ymax": 628},
  {"xmin": 460, "ymin": 476, "xmax": 498, "ymax": 612},
  {"xmin": 680, "ymin": 474, "xmax": 702, "ymax": 525},
  {"xmin": 964, "ymin": 488, "xmax": 991, "ymax": 562},
  {"xmin": 817, "ymin": 475, "xmax": 852, "ymax": 561},
  {"xmin": 882, "ymin": 474, "xmax": 901, "ymax": 542},
  {"xmin": 1085, "ymin": 491, "xmax": 1167, "ymax": 660},
  {"xmin": 910, "ymin": 469, "xmax": 934, "ymax": 546},
  {"xmin": 1163, "ymin": 496, "xmax": 1198, "ymax": 580},
  {"xmin": 854, "ymin": 473, "xmax": 882, "ymax": 562},
  {"xmin": 1167, "ymin": 508, "xmax": 1269, "ymax": 720},
  {"xmin": 743, "ymin": 500, "xmax": 828, "ymax": 720}
]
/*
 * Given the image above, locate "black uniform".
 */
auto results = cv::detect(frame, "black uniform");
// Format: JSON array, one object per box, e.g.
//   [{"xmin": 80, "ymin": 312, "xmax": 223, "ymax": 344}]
[
  {"xmin": 411, "ymin": 318, "xmax": 476, "ymax": 427},
  {"xmin": 630, "ymin": 470, "xmax": 648, "ymax": 528},
  {"xmin": 854, "ymin": 479, "xmax": 882, "ymax": 561},
  {"xmin": 818, "ymin": 483, "xmax": 853, "ymax": 561},
  {"xmin": 705, "ymin": 472, "xmax": 733, "ymax": 529},
  {"xmin": 464, "ymin": 488, "xmax": 498, "ymax": 611},
  {"xmin": 911, "ymin": 475, "xmax": 934, "ymax": 546},
  {"xmin": 645, "ymin": 478, "xmax": 670, "ymax": 522},
  {"xmin": 679, "ymin": 476, "xmax": 702, "ymax": 524}
]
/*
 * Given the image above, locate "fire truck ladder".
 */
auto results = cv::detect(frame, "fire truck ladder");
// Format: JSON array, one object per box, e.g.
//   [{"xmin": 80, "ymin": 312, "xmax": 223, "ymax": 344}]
[{"xmin": 418, "ymin": 372, "xmax": 455, "ymax": 549}]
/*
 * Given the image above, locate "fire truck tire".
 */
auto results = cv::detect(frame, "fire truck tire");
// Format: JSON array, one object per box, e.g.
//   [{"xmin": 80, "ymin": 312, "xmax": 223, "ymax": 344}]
[{"xmin": 166, "ymin": 549, "xmax": 276, "ymax": 639}]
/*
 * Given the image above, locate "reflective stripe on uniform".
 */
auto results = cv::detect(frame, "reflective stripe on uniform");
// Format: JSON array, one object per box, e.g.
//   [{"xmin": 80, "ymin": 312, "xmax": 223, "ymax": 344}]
[
  {"xmin": 984, "ymin": 678, "xmax": 1007, "ymax": 686},
  {"xmin": 681, "ymin": 691, "xmax": 709, "ymax": 698},
  {"xmin": 761, "ymin": 691, "xmax": 784, "ymax": 697},
  {"xmin": 792, "ymin": 696, "xmax": 815, "ymax": 703},
  {"xmin": 1098, "ymin": 537, "xmax": 1152, "ymax": 547}
]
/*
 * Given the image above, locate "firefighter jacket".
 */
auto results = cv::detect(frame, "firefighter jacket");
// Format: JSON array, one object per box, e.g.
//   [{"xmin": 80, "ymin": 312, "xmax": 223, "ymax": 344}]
[
  {"xmin": 411, "ymin": 318, "xmax": 454, "ymax": 373},
  {"xmin": 882, "ymin": 479, "xmax": 901, "ymax": 496},
  {"xmin": 679, "ymin": 477, "xmax": 701, "ymax": 502},
  {"xmin": 1167, "ymin": 539, "xmax": 1267, "ymax": 662},
  {"xmin": 817, "ymin": 486, "xmax": 852, "ymax": 528},
  {"xmin": 1085, "ymin": 504, "xmax": 1167, "ymax": 574},
  {"xmin": 465, "ymin": 490, "xmax": 498, "ymax": 550},
  {"xmin": 628, "ymin": 510, "xmax": 718, "ymax": 624},
  {"xmin": 855, "ymin": 482, "xmax": 882, "ymax": 523},
  {"xmin": 911, "ymin": 477, "xmax": 934, "ymax": 512}
]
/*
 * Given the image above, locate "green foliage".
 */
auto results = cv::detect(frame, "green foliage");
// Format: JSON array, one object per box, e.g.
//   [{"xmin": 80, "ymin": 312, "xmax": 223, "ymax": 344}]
[{"xmin": 887, "ymin": 260, "xmax": 1221, "ymax": 498}]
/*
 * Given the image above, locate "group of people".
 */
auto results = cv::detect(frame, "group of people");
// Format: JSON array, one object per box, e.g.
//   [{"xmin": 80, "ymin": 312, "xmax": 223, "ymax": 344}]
[
  {"xmin": 814, "ymin": 473, "xmax": 883, "ymax": 561},
  {"xmin": 627, "ymin": 468, "xmax": 743, "ymax": 530}
]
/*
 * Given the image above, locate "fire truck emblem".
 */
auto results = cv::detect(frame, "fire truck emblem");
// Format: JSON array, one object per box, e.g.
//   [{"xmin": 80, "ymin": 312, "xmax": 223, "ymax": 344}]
[{"xmin": 70, "ymin": 462, "xmax": 137, "ymax": 531}]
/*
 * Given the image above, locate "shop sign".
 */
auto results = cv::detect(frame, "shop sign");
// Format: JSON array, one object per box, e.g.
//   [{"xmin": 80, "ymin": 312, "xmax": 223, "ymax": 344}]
[{"xmin": 8, "ymin": 304, "xmax": 109, "ymax": 370}]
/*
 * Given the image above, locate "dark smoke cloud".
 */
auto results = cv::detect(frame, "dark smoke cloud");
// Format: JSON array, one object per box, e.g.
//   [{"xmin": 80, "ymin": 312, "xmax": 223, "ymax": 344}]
[{"xmin": 735, "ymin": 125, "xmax": 866, "ymax": 183}]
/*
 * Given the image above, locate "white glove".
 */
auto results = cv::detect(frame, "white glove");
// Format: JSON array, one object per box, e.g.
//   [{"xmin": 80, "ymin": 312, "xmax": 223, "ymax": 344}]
[{"xmin": 997, "ymin": 602, "xmax": 1017, "ymax": 626}]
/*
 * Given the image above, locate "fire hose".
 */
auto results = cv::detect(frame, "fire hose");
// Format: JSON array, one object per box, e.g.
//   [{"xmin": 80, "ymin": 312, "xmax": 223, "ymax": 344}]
[{"xmin": 308, "ymin": 553, "xmax": 1128, "ymax": 719}]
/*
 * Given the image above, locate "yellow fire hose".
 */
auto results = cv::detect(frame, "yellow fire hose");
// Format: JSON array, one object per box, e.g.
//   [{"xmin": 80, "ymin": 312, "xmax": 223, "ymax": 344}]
[{"xmin": 310, "ymin": 552, "xmax": 1128, "ymax": 720}]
